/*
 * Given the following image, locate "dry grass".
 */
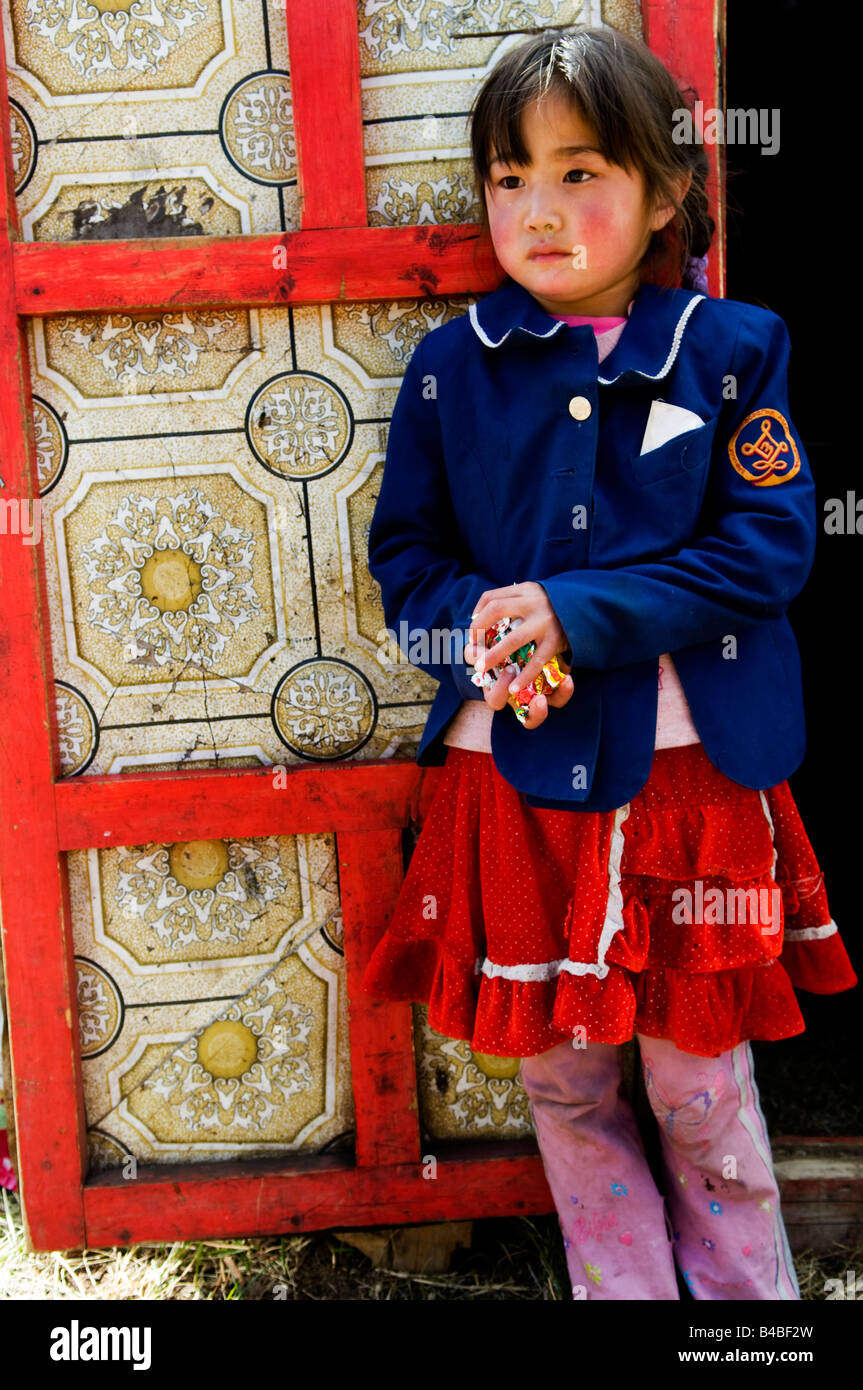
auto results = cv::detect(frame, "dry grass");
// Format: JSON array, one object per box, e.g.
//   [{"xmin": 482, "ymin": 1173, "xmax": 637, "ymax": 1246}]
[
  {"xmin": 1, "ymin": 1188, "xmax": 859, "ymax": 1301},
  {"xmin": 0, "ymin": 1190, "xmax": 561, "ymax": 1300}
]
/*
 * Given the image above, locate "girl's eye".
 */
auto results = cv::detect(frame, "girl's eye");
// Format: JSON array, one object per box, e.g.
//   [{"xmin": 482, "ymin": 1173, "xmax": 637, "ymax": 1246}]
[{"xmin": 494, "ymin": 169, "xmax": 594, "ymax": 189}]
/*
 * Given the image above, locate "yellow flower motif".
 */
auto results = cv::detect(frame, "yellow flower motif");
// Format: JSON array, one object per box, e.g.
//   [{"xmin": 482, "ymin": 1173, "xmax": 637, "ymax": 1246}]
[
  {"xmin": 759, "ymin": 1199, "xmax": 772, "ymax": 1211},
  {"xmin": 678, "ymin": 1173, "xmax": 688, "ymax": 1186},
  {"xmin": 586, "ymin": 1263, "xmax": 602, "ymax": 1285}
]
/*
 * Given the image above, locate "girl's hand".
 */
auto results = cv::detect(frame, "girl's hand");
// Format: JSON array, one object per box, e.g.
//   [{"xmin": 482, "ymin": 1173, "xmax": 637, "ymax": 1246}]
[{"xmin": 464, "ymin": 581, "xmax": 575, "ymax": 730}]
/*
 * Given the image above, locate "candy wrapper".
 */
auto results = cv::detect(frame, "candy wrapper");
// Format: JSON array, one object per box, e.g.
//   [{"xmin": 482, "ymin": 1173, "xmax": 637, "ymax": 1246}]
[{"xmin": 469, "ymin": 616, "xmax": 565, "ymax": 724}]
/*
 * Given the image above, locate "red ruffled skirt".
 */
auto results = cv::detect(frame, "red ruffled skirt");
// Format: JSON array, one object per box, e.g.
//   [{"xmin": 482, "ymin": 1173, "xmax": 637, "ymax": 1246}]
[{"xmin": 362, "ymin": 743, "xmax": 856, "ymax": 1057}]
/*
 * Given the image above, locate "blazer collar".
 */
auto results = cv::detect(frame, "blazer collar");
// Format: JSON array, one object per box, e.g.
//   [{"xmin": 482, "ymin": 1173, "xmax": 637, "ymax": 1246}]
[{"xmin": 468, "ymin": 277, "xmax": 705, "ymax": 385}]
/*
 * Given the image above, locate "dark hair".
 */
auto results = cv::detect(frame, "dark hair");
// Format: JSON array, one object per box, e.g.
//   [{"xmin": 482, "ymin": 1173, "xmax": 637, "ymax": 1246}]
[{"xmin": 469, "ymin": 27, "xmax": 715, "ymax": 290}]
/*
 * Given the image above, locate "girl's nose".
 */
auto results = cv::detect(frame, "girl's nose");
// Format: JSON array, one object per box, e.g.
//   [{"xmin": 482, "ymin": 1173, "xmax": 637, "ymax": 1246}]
[{"xmin": 525, "ymin": 201, "xmax": 562, "ymax": 233}]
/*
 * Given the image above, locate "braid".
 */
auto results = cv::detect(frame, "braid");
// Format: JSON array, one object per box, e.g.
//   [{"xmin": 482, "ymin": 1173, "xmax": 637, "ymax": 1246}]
[
  {"xmin": 647, "ymin": 130, "xmax": 717, "ymax": 292},
  {"xmin": 684, "ymin": 148, "xmax": 715, "ymax": 255}
]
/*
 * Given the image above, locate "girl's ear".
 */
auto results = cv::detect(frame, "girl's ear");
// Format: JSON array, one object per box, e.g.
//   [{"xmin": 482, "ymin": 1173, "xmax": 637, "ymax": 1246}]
[{"xmin": 649, "ymin": 170, "xmax": 694, "ymax": 232}]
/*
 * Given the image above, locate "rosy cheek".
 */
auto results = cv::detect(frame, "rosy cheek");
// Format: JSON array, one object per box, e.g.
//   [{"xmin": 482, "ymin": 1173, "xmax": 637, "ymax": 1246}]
[
  {"xmin": 573, "ymin": 203, "xmax": 616, "ymax": 241},
  {"xmin": 573, "ymin": 204, "xmax": 637, "ymax": 261},
  {"xmin": 488, "ymin": 214, "xmax": 519, "ymax": 258}
]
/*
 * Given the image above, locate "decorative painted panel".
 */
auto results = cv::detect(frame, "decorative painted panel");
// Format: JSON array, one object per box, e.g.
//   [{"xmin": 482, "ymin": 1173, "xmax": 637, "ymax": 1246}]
[
  {"xmin": 6, "ymin": 0, "xmax": 646, "ymax": 1166},
  {"xmin": 414, "ymin": 1005, "xmax": 533, "ymax": 1141},
  {"xmin": 30, "ymin": 297, "xmax": 480, "ymax": 779},
  {"xmin": 69, "ymin": 831, "xmax": 351, "ymax": 1167},
  {"xmin": 5, "ymin": 1, "xmax": 297, "ymax": 240}
]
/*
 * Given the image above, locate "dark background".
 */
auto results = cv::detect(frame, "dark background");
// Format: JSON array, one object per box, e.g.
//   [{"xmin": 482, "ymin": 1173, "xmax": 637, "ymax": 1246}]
[{"xmin": 725, "ymin": 0, "xmax": 857, "ymax": 1131}]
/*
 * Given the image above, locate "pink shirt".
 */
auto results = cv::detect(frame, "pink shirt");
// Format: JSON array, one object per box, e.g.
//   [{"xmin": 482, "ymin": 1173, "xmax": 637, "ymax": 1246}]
[{"xmin": 443, "ymin": 308, "xmax": 700, "ymax": 758}]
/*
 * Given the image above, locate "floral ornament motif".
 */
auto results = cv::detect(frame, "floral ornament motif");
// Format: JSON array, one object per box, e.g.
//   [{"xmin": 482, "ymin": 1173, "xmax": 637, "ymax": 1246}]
[
  {"xmin": 610, "ymin": 1181, "xmax": 627, "ymax": 1196},
  {"xmin": 220, "ymin": 72, "xmax": 296, "ymax": 183},
  {"xmin": 141, "ymin": 973, "xmax": 315, "ymax": 1135},
  {"xmin": 55, "ymin": 682, "xmax": 98, "ymax": 775},
  {"xmin": 8, "ymin": 99, "xmax": 36, "ymax": 194},
  {"xmin": 586, "ymin": 1262, "xmax": 602, "ymax": 1286},
  {"xmin": 115, "ymin": 838, "xmax": 288, "ymax": 950},
  {"xmin": 75, "ymin": 958, "xmax": 123, "ymax": 1056},
  {"xmin": 79, "ymin": 489, "xmax": 261, "ymax": 670},
  {"xmin": 358, "ymin": 0, "xmax": 573, "ymax": 63},
  {"xmin": 272, "ymin": 660, "xmax": 375, "ymax": 760},
  {"xmin": 246, "ymin": 373, "xmax": 352, "ymax": 479},
  {"xmin": 19, "ymin": 0, "xmax": 214, "ymax": 83},
  {"xmin": 369, "ymin": 172, "xmax": 479, "ymax": 227},
  {"xmin": 710, "ymin": 1201, "xmax": 722, "ymax": 1215},
  {"xmin": 413, "ymin": 1015, "xmax": 532, "ymax": 1137},
  {"xmin": 337, "ymin": 299, "xmax": 470, "ymax": 368},
  {"xmin": 32, "ymin": 397, "xmax": 68, "ymax": 495},
  {"xmin": 55, "ymin": 311, "xmax": 238, "ymax": 389},
  {"xmin": 701, "ymin": 1237, "xmax": 716, "ymax": 1250}
]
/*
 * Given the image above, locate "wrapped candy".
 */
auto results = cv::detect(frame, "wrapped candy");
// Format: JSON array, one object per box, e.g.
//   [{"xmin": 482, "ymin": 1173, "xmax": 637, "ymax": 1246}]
[{"xmin": 469, "ymin": 616, "xmax": 565, "ymax": 724}]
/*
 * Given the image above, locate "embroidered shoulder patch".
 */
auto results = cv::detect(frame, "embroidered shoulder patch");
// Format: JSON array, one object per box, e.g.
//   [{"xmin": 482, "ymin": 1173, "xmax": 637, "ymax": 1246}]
[{"xmin": 728, "ymin": 408, "xmax": 800, "ymax": 485}]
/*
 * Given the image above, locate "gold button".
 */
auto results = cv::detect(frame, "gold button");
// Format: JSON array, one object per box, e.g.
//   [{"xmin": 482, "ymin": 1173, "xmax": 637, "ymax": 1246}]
[{"xmin": 568, "ymin": 395, "xmax": 592, "ymax": 420}]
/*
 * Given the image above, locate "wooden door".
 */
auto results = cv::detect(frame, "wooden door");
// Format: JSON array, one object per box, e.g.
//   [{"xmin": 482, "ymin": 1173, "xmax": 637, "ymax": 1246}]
[{"xmin": 0, "ymin": 0, "xmax": 723, "ymax": 1250}]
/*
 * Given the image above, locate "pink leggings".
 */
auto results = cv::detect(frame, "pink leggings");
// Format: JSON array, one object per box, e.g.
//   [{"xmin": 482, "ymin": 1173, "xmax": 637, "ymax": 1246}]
[{"xmin": 519, "ymin": 1035, "xmax": 799, "ymax": 1300}]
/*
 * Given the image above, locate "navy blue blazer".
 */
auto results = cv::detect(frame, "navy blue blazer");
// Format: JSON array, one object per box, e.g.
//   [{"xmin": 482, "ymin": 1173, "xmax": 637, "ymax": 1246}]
[{"xmin": 369, "ymin": 277, "xmax": 816, "ymax": 811}]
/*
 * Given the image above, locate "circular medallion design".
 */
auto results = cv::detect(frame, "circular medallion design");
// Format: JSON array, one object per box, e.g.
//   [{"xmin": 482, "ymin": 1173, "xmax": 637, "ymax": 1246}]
[
  {"xmin": 139, "ymin": 547, "xmax": 203, "ymax": 612},
  {"xmin": 169, "ymin": 839, "xmax": 229, "ymax": 890},
  {"xmin": 87, "ymin": 1129, "xmax": 136, "ymax": 1173},
  {"xmin": 137, "ymin": 978, "xmax": 317, "ymax": 1140},
  {"xmin": 75, "ymin": 957, "xmax": 124, "ymax": 1058},
  {"xmin": 9, "ymin": 99, "xmax": 36, "ymax": 195},
  {"xmin": 55, "ymin": 681, "xmax": 99, "ymax": 776},
  {"xmin": 32, "ymin": 396, "xmax": 69, "ymax": 496},
  {"xmin": 272, "ymin": 659, "xmax": 376, "ymax": 760},
  {"xmin": 78, "ymin": 486, "xmax": 263, "ymax": 675},
  {"xmin": 197, "ymin": 1019, "xmax": 258, "ymax": 1078},
  {"xmin": 245, "ymin": 372, "xmax": 353, "ymax": 480},
  {"xmin": 471, "ymin": 1052, "xmax": 522, "ymax": 1081},
  {"xmin": 113, "ymin": 836, "xmax": 292, "ymax": 956},
  {"xmin": 220, "ymin": 70, "xmax": 296, "ymax": 185}
]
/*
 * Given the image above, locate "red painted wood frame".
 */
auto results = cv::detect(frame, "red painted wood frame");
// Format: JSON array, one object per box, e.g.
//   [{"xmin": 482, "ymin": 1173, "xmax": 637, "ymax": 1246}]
[{"xmin": 0, "ymin": 2, "xmax": 725, "ymax": 1250}]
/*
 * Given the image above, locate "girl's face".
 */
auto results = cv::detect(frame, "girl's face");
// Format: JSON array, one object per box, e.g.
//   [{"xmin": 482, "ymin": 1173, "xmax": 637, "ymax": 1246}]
[{"xmin": 484, "ymin": 91, "xmax": 677, "ymax": 317}]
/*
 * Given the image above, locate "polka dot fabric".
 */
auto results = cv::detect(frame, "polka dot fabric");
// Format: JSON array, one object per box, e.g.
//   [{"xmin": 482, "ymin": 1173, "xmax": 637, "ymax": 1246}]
[{"xmin": 361, "ymin": 743, "xmax": 856, "ymax": 1058}]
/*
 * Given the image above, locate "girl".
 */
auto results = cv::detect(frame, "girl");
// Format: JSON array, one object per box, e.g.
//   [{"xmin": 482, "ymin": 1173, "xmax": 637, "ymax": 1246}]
[{"xmin": 362, "ymin": 27, "xmax": 856, "ymax": 1300}]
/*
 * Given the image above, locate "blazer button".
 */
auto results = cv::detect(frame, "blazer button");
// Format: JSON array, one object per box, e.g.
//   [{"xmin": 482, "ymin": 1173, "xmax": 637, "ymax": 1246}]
[{"xmin": 568, "ymin": 395, "xmax": 592, "ymax": 420}]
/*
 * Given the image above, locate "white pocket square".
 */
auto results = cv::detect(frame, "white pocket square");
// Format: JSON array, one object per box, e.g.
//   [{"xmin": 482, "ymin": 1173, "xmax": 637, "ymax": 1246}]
[{"xmin": 639, "ymin": 400, "xmax": 706, "ymax": 456}]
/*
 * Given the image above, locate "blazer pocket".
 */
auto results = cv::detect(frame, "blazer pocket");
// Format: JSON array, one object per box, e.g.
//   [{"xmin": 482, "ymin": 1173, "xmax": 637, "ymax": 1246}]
[{"xmin": 630, "ymin": 415, "xmax": 719, "ymax": 486}]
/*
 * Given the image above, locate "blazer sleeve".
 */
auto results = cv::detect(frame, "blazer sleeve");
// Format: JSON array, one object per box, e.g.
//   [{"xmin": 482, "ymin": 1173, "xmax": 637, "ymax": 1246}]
[
  {"xmin": 369, "ymin": 335, "xmax": 498, "ymax": 700},
  {"xmin": 538, "ymin": 310, "xmax": 817, "ymax": 670}
]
